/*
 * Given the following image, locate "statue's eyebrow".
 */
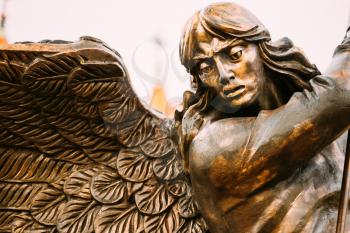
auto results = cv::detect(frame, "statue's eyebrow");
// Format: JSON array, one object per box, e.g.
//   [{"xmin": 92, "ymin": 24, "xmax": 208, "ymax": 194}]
[
  {"xmin": 192, "ymin": 54, "xmax": 211, "ymax": 61},
  {"xmin": 192, "ymin": 39, "xmax": 243, "ymax": 61},
  {"xmin": 213, "ymin": 38, "xmax": 240, "ymax": 53}
]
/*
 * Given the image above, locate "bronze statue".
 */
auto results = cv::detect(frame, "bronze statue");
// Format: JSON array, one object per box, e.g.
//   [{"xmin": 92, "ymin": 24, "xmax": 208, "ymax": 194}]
[
  {"xmin": 178, "ymin": 3, "xmax": 350, "ymax": 233},
  {"xmin": 0, "ymin": 2, "xmax": 349, "ymax": 233}
]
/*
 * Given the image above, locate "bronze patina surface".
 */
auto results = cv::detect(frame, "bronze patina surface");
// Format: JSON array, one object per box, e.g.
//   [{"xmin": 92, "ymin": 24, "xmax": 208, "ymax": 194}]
[
  {"xmin": 0, "ymin": 2, "xmax": 349, "ymax": 233},
  {"xmin": 178, "ymin": 3, "xmax": 350, "ymax": 233}
]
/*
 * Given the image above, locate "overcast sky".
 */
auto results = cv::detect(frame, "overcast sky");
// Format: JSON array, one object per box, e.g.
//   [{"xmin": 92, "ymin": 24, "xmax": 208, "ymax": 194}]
[{"xmin": 5, "ymin": 0, "xmax": 350, "ymax": 105}]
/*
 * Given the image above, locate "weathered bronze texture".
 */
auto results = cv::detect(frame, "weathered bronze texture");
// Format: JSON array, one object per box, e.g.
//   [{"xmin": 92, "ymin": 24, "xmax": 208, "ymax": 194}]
[
  {"xmin": 178, "ymin": 3, "xmax": 350, "ymax": 233},
  {"xmin": 0, "ymin": 2, "xmax": 349, "ymax": 233},
  {"xmin": 0, "ymin": 37, "xmax": 207, "ymax": 233}
]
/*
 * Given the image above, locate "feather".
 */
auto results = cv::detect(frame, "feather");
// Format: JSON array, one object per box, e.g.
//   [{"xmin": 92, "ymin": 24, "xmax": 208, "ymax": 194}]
[{"xmin": 0, "ymin": 37, "xmax": 207, "ymax": 233}]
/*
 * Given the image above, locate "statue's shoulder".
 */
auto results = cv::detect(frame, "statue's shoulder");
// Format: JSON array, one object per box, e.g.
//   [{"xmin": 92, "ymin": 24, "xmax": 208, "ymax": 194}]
[{"xmin": 190, "ymin": 117, "xmax": 255, "ymax": 169}]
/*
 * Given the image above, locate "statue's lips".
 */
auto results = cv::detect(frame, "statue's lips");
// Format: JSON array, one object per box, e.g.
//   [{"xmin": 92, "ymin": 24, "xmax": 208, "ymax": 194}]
[{"xmin": 223, "ymin": 85, "xmax": 246, "ymax": 98}]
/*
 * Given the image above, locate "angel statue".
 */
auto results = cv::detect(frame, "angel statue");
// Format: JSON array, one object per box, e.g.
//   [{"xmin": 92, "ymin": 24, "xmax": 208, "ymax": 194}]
[{"xmin": 0, "ymin": 2, "xmax": 349, "ymax": 233}]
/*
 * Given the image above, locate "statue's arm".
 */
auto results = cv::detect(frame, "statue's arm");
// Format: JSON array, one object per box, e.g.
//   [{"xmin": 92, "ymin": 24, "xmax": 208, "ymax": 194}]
[{"xmin": 233, "ymin": 37, "xmax": 350, "ymax": 195}]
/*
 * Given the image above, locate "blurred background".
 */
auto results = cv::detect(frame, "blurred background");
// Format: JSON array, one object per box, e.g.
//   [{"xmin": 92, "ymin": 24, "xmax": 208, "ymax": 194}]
[{"xmin": 1, "ymin": 0, "xmax": 349, "ymax": 116}]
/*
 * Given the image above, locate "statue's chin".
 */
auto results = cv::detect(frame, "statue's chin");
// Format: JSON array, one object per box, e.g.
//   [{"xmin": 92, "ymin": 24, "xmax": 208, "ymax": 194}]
[{"xmin": 209, "ymin": 93, "xmax": 259, "ymax": 115}]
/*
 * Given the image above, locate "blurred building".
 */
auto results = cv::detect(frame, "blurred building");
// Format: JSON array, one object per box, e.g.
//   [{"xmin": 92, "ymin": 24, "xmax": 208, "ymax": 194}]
[
  {"xmin": 149, "ymin": 85, "xmax": 177, "ymax": 117},
  {"xmin": 0, "ymin": 0, "xmax": 6, "ymax": 45},
  {"xmin": 148, "ymin": 36, "xmax": 179, "ymax": 117}
]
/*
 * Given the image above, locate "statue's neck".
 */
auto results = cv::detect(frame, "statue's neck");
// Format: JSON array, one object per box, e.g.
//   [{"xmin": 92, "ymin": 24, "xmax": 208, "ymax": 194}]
[{"xmin": 256, "ymin": 75, "xmax": 284, "ymax": 110}]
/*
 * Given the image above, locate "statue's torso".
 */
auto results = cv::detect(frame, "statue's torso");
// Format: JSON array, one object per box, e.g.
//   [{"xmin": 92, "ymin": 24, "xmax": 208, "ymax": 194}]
[{"xmin": 189, "ymin": 116, "xmax": 348, "ymax": 233}]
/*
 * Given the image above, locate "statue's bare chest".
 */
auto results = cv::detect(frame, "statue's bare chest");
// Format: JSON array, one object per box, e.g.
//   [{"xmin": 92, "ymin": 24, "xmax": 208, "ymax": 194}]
[
  {"xmin": 188, "ymin": 117, "xmax": 256, "ymax": 231},
  {"xmin": 189, "ymin": 117, "xmax": 255, "ymax": 183}
]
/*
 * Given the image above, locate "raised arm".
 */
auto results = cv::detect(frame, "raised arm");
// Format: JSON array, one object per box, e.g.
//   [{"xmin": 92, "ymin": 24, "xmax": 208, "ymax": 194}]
[{"xmin": 234, "ymin": 31, "xmax": 350, "ymax": 195}]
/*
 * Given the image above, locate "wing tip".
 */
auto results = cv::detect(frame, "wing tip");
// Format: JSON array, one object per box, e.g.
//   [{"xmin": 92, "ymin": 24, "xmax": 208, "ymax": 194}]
[{"xmin": 0, "ymin": 36, "xmax": 113, "ymax": 54}]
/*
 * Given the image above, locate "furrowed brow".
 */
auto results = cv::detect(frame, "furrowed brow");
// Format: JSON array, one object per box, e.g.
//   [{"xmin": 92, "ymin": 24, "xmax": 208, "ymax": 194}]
[
  {"xmin": 213, "ymin": 39, "xmax": 243, "ymax": 53},
  {"xmin": 190, "ymin": 39, "xmax": 245, "ymax": 70},
  {"xmin": 192, "ymin": 54, "xmax": 211, "ymax": 61}
]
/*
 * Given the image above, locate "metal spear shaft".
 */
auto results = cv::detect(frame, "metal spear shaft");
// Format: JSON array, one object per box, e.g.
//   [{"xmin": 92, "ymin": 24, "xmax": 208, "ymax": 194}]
[
  {"xmin": 335, "ymin": 12, "xmax": 350, "ymax": 233},
  {"xmin": 336, "ymin": 132, "xmax": 350, "ymax": 233}
]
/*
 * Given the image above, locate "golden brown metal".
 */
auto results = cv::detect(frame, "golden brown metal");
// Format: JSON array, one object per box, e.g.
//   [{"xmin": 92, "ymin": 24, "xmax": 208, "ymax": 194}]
[
  {"xmin": 0, "ymin": 2, "xmax": 349, "ymax": 233},
  {"xmin": 0, "ymin": 37, "xmax": 207, "ymax": 233},
  {"xmin": 177, "ymin": 2, "xmax": 350, "ymax": 233}
]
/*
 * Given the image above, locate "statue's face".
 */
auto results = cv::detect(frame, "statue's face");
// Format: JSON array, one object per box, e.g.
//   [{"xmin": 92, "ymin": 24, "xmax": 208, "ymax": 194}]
[{"xmin": 193, "ymin": 36, "xmax": 266, "ymax": 110}]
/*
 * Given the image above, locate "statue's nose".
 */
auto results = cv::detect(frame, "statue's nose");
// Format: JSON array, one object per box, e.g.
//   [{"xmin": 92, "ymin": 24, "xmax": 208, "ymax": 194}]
[{"xmin": 216, "ymin": 58, "xmax": 234, "ymax": 85}]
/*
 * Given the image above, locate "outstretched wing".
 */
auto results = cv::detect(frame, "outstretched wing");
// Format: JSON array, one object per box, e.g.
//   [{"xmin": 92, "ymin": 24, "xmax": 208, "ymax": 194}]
[{"xmin": 0, "ymin": 37, "xmax": 208, "ymax": 233}]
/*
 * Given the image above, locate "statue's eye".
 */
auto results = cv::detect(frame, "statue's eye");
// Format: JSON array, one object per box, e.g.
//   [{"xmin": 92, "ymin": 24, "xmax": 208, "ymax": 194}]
[
  {"xmin": 198, "ymin": 61, "xmax": 213, "ymax": 76},
  {"xmin": 229, "ymin": 46, "xmax": 244, "ymax": 62}
]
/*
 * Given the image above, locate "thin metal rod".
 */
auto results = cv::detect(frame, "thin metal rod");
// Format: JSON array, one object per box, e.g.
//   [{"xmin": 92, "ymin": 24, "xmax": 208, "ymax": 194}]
[{"xmin": 336, "ymin": 131, "xmax": 350, "ymax": 233}]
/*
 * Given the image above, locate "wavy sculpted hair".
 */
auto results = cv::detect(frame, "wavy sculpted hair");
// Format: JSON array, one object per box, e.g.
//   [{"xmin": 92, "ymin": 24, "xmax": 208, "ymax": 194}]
[{"xmin": 175, "ymin": 2, "xmax": 320, "ymax": 171}]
